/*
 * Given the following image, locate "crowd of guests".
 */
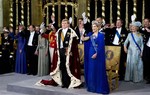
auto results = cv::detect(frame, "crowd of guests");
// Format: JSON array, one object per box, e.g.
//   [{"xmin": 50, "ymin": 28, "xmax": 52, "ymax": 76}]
[{"xmin": 0, "ymin": 14, "xmax": 150, "ymax": 94}]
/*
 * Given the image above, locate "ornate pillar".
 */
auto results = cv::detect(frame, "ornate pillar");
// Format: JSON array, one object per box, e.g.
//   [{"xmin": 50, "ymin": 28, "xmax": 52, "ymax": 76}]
[
  {"xmin": 9, "ymin": 0, "xmax": 13, "ymax": 27},
  {"xmin": 64, "ymin": 0, "xmax": 68, "ymax": 18},
  {"xmin": 16, "ymin": 0, "xmax": 18, "ymax": 26},
  {"xmin": 133, "ymin": 0, "xmax": 137, "ymax": 17},
  {"xmin": 72, "ymin": 3, "xmax": 75, "ymax": 27},
  {"xmin": 78, "ymin": 0, "xmax": 86, "ymax": 18},
  {"xmin": 20, "ymin": 0, "xmax": 25, "ymax": 25},
  {"xmin": 125, "ymin": 0, "xmax": 128, "ymax": 28},
  {"xmin": 117, "ymin": 0, "xmax": 121, "ymax": 19},
  {"xmin": 101, "ymin": 0, "xmax": 106, "ymax": 19},
  {"xmin": 95, "ymin": 0, "xmax": 98, "ymax": 19},
  {"xmin": 27, "ymin": 0, "xmax": 30, "ymax": 26},
  {"xmin": 52, "ymin": 0, "xmax": 55, "ymax": 16},
  {"xmin": 0, "ymin": 0, "xmax": 3, "ymax": 31},
  {"xmin": 87, "ymin": 0, "xmax": 90, "ymax": 22},
  {"xmin": 31, "ymin": 0, "xmax": 43, "ymax": 25},
  {"xmin": 58, "ymin": 0, "xmax": 61, "ymax": 27},
  {"xmin": 3, "ymin": 0, "xmax": 9, "ymax": 27},
  {"xmin": 46, "ymin": 6, "xmax": 49, "ymax": 25},
  {"xmin": 46, "ymin": 0, "xmax": 49, "ymax": 25},
  {"xmin": 39, "ymin": 0, "xmax": 44, "ymax": 22},
  {"xmin": 110, "ymin": 0, "xmax": 113, "ymax": 24},
  {"xmin": 142, "ymin": 0, "xmax": 145, "ymax": 21}
]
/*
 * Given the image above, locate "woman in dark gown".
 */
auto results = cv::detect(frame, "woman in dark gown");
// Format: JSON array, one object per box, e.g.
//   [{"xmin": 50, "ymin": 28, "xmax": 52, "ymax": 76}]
[{"xmin": 83, "ymin": 21, "xmax": 109, "ymax": 94}]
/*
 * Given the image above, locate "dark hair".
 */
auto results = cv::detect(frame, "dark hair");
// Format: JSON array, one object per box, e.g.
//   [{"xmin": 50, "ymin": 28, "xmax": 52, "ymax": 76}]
[
  {"xmin": 143, "ymin": 18, "xmax": 150, "ymax": 22},
  {"xmin": 29, "ymin": 25, "xmax": 35, "ymax": 28},
  {"xmin": 78, "ymin": 18, "xmax": 83, "ymax": 21},
  {"xmin": 116, "ymin": 19, "xmax": 124, "ymax": 24}
]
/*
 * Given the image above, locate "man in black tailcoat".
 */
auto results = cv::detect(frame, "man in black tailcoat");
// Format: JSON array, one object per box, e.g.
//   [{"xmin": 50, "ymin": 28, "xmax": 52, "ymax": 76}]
[{"xmin": 109, "ymin": 19, "xmax": 128, "ymax": 80}]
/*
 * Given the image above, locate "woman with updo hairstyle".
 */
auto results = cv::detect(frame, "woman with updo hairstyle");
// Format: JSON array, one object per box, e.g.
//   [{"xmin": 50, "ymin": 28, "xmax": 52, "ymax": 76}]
[
  {"xmin": 124, "ymin": 21, "xmax": 144, "ymax": 83},
  {"xmin": 82, "ymin": 21, "xmax": 109, "ymax": 94}
]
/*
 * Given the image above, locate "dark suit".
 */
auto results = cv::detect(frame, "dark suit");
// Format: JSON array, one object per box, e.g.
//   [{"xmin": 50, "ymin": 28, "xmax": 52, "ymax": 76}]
[
  {"xmin": 141, "ymin": 28, "xmax": 150, "ymax": 81},
  {"xmin": 109, "ymin": 27, "xmax": 128, "ymax": 80},
  {"xmin": 26, "ymin": 30, "xmax": 39, "ymax": 75},
  {"xmin": 103, "ymin": 28, "xmax": 112, "ymax": 45},
  {"xmin": 74, "ymin": 22, "xmax": 91, "ymax": 44},
  {"xmin": 1, "ymin": 34, "xmax": 13, "ymax": 73},
  {"xmin": 57, "ymin": 28, "xmax": 71, "ymax": 88},
  {"xmin": 74, "ymin": 27, "xmax": 89, "ymax": 44}
]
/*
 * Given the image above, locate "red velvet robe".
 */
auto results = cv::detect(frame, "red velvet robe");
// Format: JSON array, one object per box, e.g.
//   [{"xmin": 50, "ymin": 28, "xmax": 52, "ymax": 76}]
[{"xmin": 39, "ymin": 28, "xmax": 81, "ymax": 88}]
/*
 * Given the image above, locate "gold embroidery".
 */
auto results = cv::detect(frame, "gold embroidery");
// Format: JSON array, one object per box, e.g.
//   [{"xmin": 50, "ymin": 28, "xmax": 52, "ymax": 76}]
[{"xmin": 61, "ymin": 32, "xmax": 64, "ymax": 42}]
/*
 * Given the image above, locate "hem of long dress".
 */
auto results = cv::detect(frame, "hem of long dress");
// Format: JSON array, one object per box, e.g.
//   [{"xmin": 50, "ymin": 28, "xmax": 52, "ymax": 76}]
[{"xmin": 87, "ymin": 89, "xmax": 109, "ymax": 94}]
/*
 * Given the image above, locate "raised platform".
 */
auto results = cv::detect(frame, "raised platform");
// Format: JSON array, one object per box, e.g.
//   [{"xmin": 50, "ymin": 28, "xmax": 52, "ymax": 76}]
[
  {"xmin": 6, "ymin": 75, "xmax": 150, "ymax": 95},
  {"xmin": 7, "ymin": 76, "xmax": 96, "ymax": 95}
]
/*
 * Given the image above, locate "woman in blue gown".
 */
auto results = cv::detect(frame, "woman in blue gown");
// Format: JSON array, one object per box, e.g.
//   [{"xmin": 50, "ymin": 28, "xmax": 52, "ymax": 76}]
[
  {"xmin": 15, "ymin": 26, "xmax": 27, "ymax": 74},
  {"xmin": 83, "ymin": 21, "xmax": 109, "ymax": 94}
]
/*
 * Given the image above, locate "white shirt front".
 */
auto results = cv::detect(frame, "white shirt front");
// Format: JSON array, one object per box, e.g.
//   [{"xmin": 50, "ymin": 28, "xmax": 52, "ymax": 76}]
[
  {"xmin": 5, "ymin": 36, "xmax": 8, "ymax": 39},
  {"xmin": 60, "ymin": 28, "xmax": 68, "ymax": 48},
  {"xmin": 99, "ymin": 28, "xmax": 103, "ymax": 33},
  {"xmin": 62, "ymin": 28, "xmax": 68, "ymax": 37},
  {"xmin": 27, "ymin": 31, "xmax": 35, "ymax": 46},
  {"xmin": 113, "ymin": 28, "xmax": 122, "ymax": 45},
  {"xmin": 79, "ymin": 28, "xmax": 85, "ymax": 44},
  {"xmin": 147, "ymin": 37, "xmax": 150, "ymax": 47}
]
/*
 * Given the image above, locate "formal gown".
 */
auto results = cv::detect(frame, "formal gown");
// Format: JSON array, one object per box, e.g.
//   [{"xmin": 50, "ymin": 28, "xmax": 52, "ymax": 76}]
[
  {"xmin": 124, "ymin": 32, "xmax": 144, "ymax": 82},
  {"xmin": 15, "ymin": 32, "xmax": 27, "ymax": 74},
  {"xmin": 35, "ymin": 34, "xmax": 49, "ymax": 76},
  {"xmin": 84, "ymin": 32, "xmax": 109, "ymax": 94}
]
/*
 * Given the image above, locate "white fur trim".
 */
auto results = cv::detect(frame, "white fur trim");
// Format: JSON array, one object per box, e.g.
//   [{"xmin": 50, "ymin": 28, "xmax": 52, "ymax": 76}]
[
  {"xmin": 68, "ymin": 76, "xmax": 82, "ymax": 88},
  {"xmin": 35, "ymin": 80, "xmax": 46, "ymax": 86},
  {"xmin": 50, "ymin": 28, "xmax": 82, "ymax": 88},
  {"xmin": 50, "ymin": 71, "xmax": 62, "ymax": 86}
]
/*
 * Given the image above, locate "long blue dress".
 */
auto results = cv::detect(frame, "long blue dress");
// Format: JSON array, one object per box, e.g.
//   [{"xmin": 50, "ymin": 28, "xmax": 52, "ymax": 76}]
[
  {"xmin": 84, "ymin": 32, "xmax": 109, "ymax": 94},
  {"xmin": 124, "ymin": 32, "xmax": 143, "ymax": 82},
  {"xmin": 15, "ymin": 32, "xmax": 27, "ymax": 74}
]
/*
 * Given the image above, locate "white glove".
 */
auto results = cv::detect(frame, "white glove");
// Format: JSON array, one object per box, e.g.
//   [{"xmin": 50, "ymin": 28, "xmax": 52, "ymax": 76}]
[
  {"xmin": 131, "ymin": 14, "xmax": 136, "ymax": 22},
  {"xmin": 40, "ymin": 29, "xmax": 44, "ymax": 34},
  {"xmin": 82, "ymin": 12, "xmax": 86, "ymax": 18},
  {"xmin": 9, "ymin": 55, "xmax": 13, "ymax": 58},
  {"xmin": 40, "ymin": 22, "xmax": 45, "ymax": 29},
  {"xmin": 69, "ymin": 17, "xmax": 72, "ymax": 24},
  {"xmin": 83, "ymin": 17, "xmax": 88, "ymax": 24},
  {"xmin": 102, "ymin": 19, "xmax": 105, "ymax": 26},
  {"xmin": 82, "ymin": 12, "xmax": 88, "ymax": 24}
]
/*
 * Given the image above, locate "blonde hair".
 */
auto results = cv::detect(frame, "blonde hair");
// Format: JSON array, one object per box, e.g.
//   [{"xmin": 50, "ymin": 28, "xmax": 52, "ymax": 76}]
[{"xmin": 62, "ymin": 19, "xmax": 69, "ymax": 24}]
